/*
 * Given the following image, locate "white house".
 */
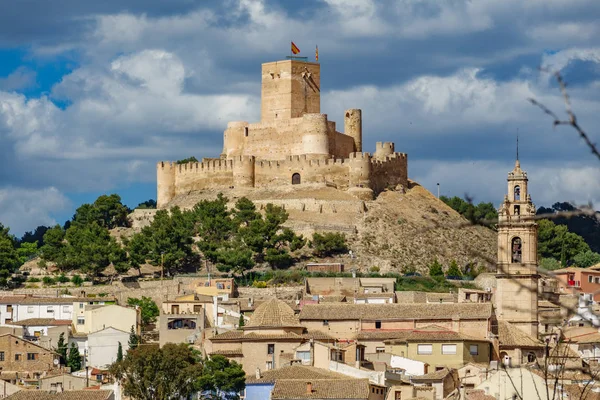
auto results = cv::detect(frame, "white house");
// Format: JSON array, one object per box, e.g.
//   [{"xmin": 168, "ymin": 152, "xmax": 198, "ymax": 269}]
[{"xmin": 87, "ymin": 327, "xmax": 130, "ymax": 369}]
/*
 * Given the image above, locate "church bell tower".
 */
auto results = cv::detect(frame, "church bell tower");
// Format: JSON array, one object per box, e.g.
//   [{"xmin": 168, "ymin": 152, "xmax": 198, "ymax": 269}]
[{"xmin": 495, "ymin": 159, "xmax": 539, "ymax": 338}]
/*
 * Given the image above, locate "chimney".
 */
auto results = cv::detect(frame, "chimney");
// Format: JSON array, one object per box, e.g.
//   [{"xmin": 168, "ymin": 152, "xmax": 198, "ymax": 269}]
[
  {"xmin": 255, "ymin": 368, "xmax": 261, "ymax": 379},
  {"xmin": 306, "ymin": 382, "xmax": 313, "ymax": 394}
]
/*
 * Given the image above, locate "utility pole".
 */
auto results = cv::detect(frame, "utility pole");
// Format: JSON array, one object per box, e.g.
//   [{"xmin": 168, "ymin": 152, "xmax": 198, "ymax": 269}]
[{"xmin": 437, "ymin": 183, "xmax": 440, "ymax": 198}]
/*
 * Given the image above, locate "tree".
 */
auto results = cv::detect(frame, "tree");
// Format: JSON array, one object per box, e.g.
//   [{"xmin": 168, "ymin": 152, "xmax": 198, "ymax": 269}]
[
  {"xmin": 440, "ymin": 196, "xmax": 498, "ymax": 226},
  {"xmin": 238, "ymin": 314, "xmax": 245, "ymax": 329},
  {"xmin": 538, "ymin": 219, "xmax": 590, "ymax": 266},
  {"xmin": 56, "ymin": 332, "xmax": 68, "ymax": 365},
  {"xmin": 428, "ymin": 259, "xmax": 444, "ymax": 277},
  {"xmin": 197, "ymin": 355, "xmax": 245, "ymax": 399},
  {"xmin": 0, "ymin": 224, "xmax": 19, "ymax": 274},
  {"xmin": 311, "ymin": 232, "xmax": 348, "ymax": 257},
  {"xmin": 446, "ymin": 260, "xmax": 462, "ymax": 278},
  {"xmin": 176, "ymin": 156, "xmax": 199, "ymax": 164},
  {"xmin": 73, "ymin": 194, "xmax": 131, "ymax": 229},
  {"xmin": 127, "ymin": 297, "xmax": 159, "ymax": 326},
  {"xmin": 117, "ymin": 342, "xmax": 123, "ymax": 362},
  {"xmin": 40, "ymin": 225, "xmax": 67, "ymax": 269},
  {"xmin": 192, "ymin": 194, "xmax": 235, "ymax": 264},
  {"xmin": 17, "ymin": 242, "xmax": 38, "ymax": 265},
  {"xmin": 20, "ymin": 225, "xmax": 50, "ymax": 247},
  {"xmin": 67, "ymin": 342, "xmax": 81, "ymax": 371},
  {"xmin": 573, "ymin": 250, "xmax": 600, "ymax": 268},
  {"xmin": 128, "ymin": 325, "xmax": 140, "ymax": 349},
  {"xmin": 136, "ymin": 199, "xmax": 157, "ymax": 210},
  {"xmin": 119, "ymin": 343, "xmax": 203, "ymax": 400}
]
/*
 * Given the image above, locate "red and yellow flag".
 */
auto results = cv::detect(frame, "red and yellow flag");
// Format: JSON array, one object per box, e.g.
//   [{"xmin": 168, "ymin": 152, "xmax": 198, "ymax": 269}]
[
  {"xmin": 315, "ymin": 45, "xmax": 319, "ymax": 61},
  {"xmin": 291, "ymin": 41, "xmax": 300, "ymax": 54}
]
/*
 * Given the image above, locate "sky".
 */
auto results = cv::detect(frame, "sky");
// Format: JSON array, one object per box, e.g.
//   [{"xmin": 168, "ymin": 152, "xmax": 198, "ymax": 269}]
[{"xmin": 1, "ymin": 0, "xmax": 600, "ymax": 236}]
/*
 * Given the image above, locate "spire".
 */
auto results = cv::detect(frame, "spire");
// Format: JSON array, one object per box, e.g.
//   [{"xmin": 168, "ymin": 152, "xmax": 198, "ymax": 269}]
[{"xmin": 516, "ymin": 131, "xmax": 519, "ymax": 162}]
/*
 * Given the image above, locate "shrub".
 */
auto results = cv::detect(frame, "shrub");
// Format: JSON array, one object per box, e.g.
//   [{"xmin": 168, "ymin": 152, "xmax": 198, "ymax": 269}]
[
  {"xmin": 27, "ymin": 277, "xmax": 41, "ymax": 283},
  {"xmin": 311, "ymin": 232, "xmax": 349, "ymax": 257},
  {"xmin": 42, "ymin": 276, "xmax": 56, "ymax": 286},
  {"xmin": 56, "ymin": 274, "xmax": 70, "ymax": 283},
  {"xmin": 370, "ymin": 266, "xmax": 380, "ymax": 273},
  {"xmin": 71, "ymin": 275, "xmax": 84, "ymax": 286},
  {"xmin": 252, "ymin": 280, "xmax": 267, "ymax": 288}
]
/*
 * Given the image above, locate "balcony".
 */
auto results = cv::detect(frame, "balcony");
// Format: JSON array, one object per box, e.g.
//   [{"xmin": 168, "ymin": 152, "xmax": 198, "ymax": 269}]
[{"xmin": 567, "ymin": 280, "xmax": 581, "ymax": 288}]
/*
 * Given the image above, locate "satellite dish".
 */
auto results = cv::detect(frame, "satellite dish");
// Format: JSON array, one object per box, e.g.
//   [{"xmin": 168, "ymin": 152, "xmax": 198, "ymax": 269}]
[{"xmin": 53, "ymin": 359, "xmax": 59, "ymax": 365}]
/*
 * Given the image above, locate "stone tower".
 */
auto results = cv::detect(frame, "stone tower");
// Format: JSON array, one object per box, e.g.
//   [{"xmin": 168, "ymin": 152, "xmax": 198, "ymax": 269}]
[
  {"xmin": 495, "ymin": 159, "xmax": 539, "ymax": 339},
  {"xmin": 260, "ymin": 60, "xmax": 321, "ymax": 122}
]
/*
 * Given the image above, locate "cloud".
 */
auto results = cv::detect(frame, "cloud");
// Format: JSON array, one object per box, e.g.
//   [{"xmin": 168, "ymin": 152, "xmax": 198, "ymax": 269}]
[
  {"xmin": 0, "ymin": 187, "xmax": 70, "ymax": 236},
  {"xmin": 0, "ymin": 67, "xmax": 37, "ymax": 91}
]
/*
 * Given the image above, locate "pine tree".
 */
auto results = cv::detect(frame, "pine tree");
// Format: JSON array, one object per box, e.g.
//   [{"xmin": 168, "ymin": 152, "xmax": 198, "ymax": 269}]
[
  {"xmin": 56, "ymin": 332, "xmax": 68, "ymax": 365},
  {"xmin": 446, "ymin": 260, "xmax": 462, "ymax": 278},
  {"xmin": 117, "ymin": 341, "xmax": 123, "ymax": 362},
  {"xmin": 428, "ymin": 259, "xmax": 444, "ymax": 277},
  {"xmin": 67, "ymin": 342, "xmax": 82, "ymax": 371},
  {"xmin": 128, "ymin": 325, "xmax": 139, "ymax": 349},
  {"xmin": 238, "ymin": 314, "xmax": 245, "ymax": 330}
]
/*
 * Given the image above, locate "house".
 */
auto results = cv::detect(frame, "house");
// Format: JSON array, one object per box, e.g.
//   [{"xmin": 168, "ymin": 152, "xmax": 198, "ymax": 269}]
[
  {"xmin": 73, "ymin": 304, "xmax": 140, "ymax": 335},
  {"xmin": 382, "ymin": 325, "xmax": 492, "ymax": 369},
  {"xmin": 456, "ymin": 363, "xmax": 490, "ymax": 392},
  {"xmin": 496, "ymin": 320, "xmax": 545, "ymax": 366},
  {"xmin": 563, "ymin": 325, "xmax": 600, "ymax": 362},
  {"xmin": 0, "ymin": 380, "xmax": 21, "ymax": 399},
  {"xmin": 474, "ymin": 367, "xmax": 550, "ymax": 400},
  {"xmin": 87, "ymin": 327, "xmax": 130, "ymax": 369},
  {"xmin": 366, "ymin": 352, "xmax": 428, "ymax": 376},
  {"xmin": 0, "ymin": 296, "xmax": 113, "ymax": 327},
  {"xmin": 194, "ymin": 277, "xmax": 237, "ymax": 298},
  {"xmin": 353, "ymin": 293, "xmax": 395, "ymax": 304},
  {"xmin": 39, "ymin": 374, "xmax": 90, "ymax": 391},
  {"xmin": 304, "ymin": 278, "xmax": 396, "ymax": 298},
  {"xmin": 409, "ymin": 368, "xmax": 459, "ymax": 400},
  {"xmin": 159, "ymin": 299, "xmax": 206, "ymax": 347},
  {"xmin": 553, "ymin": 267, "xmax": 600, "ymax": 302},
  {"xmin": 458, "ymin": 288, "xmax": 492, "ymax": 304},
  {"xmin": 6, "ymin": 318, "xmax": 71, "ymax": 345},
  {"xmin": 204, "ymin": 298, "xmax": 331, "ymax": 374},
  {"xmin": 3, "ymin": 390, "xmax": 114, "ymax": 400},
  {"xmin": 245, "ymin": 365, "xmax": 385, "ymax": 400},
  {"xmin": 298, "ymin": 303, "xmax": 493, "ymax": 345},
  {"xmin": 0, "ymin": 334, "xmax": 61, "ymax": 377}
]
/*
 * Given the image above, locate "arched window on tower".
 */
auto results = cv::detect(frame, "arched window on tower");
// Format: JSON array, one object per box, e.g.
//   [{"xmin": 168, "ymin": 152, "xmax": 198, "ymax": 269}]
[
  {"xmin": 514, "ymin": 185, "xmax": 521, "ymax": 201},
  {"xmin": 511, "ymin": 237, "xmax": 522, "ymax": 263},
  {"xmin": 292, "ymin": 173, "xmax": 301, "ymax": 185}
]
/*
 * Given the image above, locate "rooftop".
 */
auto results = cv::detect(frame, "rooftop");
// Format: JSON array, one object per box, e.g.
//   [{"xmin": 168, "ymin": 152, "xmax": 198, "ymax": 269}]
[
  {"xmin": 246, "ymin": 298, "xmax": 303, "ymax": 329},
  {"xmin": 411, "ymin": 367, "xmax": 452, "ymax": 381},
  {"xmin": 7, "ymin": 318, "xmax": 72, "ymax": 327},
  {"xmin": 0, "ymin": 296, "xmax": 114, "ymax": 305},
  {"xmin": 299, "ymin": 303, "xmax": 492, "ymax": 321},
  {"xmin": 382, "ymin": 325, "xmax": 489, "ymax": 343},
  {"xmin": 4, "ymin": 391, "xmax": 113, "ymax": 400},
  {"xmin": 246, "ymin": 365, "xmax": 348, "ymax": 384},
  {"xmin": 497, "ymin": 321, "xmax": 543, "ymax": 348},
  {"xmin": 271, "ymin": 379, "xmax": 373, "ymax": 399}
]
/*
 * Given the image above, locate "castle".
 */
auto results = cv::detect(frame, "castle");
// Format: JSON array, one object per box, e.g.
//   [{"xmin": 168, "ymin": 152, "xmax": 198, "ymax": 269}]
[{"xmin": 157, "ymin": 59, "xmax": 408, "ymax": 208}]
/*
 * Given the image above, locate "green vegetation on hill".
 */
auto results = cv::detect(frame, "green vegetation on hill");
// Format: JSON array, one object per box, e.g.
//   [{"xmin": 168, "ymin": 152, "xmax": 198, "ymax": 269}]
[
  {"xmin": 538, "ymin": 202, "xmax": 600, "ymax": 253},
  {"xmin": 176, "ymin": 156, "xmax": 199, "ymax": 164},
  {"xmin": 440, "ymin": 196, "xmax": 498, "ymax": 226}
]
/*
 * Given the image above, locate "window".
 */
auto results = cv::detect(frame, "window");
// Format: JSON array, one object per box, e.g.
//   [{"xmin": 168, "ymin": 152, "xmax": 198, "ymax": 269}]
[
  {"xmin": 266, "ymin": 361, "xmax": 273, "ymax": 370},
  {"xmin": 376, "ymin": 347, "xmax": 385, "ymax": 353},
  {"xmin": 323, "ymin": 320, "xmax": 329, "ymax": 326},
  {"xmin": 470, "ymin": 345, "xmax": 479, "ymax": 355},
  {"xmin": 77, "ymin": 317, "xmax": 85, "ymax": 325},
  {"xmin": 514, "ymin": 205, "xmax": 520, "ymax": 215},
  {"xmin": 589, "ymin": 276, "xmax": 594, "ymax": 283},
  {"xmin": 96, "ymin": 374, "xmax": 103, "ymax": 382},
  {"xmin": 442, "ymin": 344, "xmax": 457, "ymax": 355},
  {"xmin": 417, "ymin": 344, "xmax": 433, "ymax": 355},
  {"xmin": 62, "ymin": 305, "xmax": 70, "ymax": 312},
  {"xmin": 514, "ymin": 185, "xmax": 520, "ymax": 201},
  {"xmin": 292, "ymin": 173, "xmax": 301, "ymax": 185},
  {"xmin": 15, "ymin": 354, "xmax": 22, "ymax": 361},
  {"xmin": 267, "ymin": 344, "xmax": 275, "ymax": 355},
  {"xmin": 527, "ymin": 352, "xmax": 536, "ymax": 363},
  {"xmin": 27, "ymin": 306, "xmax": 34, "ymax": 313},
  {"xmin": 511, "ymin": 237, "xmax": 522, "ymax": 263},
  {"xmin": 193, "ymin": 305, "xmax": 202, "ymax": 313},
  {"xmin": 27, "ymin": 353, "xmax": 38, "ymax": 361},
  {"xmin": 244, "ymin": 127, "xmax": 249, "ymax": 137},
  {"xmin": 375, "ymin": 321, "xmax": 382, "ymax": 329},
  {"xmin": 79, "ymin": 303, "xmax": 84, "ymax": 309},
  {"xmin": 0, "ymin": 351, "xmax": 4, "ymax": 361},
  {"xmin": 47, "ymin": 306, "xmax": 54, "ymax": 313},
  {"xmin": 296, "ymin": 351, "xmax": 311, "ymax": 364},
  {"xmin": 596, "ymin": 277, "xmax": 600, "ymax": 284}
]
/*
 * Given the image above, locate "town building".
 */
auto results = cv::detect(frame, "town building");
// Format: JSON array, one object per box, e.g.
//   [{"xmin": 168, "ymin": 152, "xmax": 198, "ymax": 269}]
[
  {"xmin": 553, "ymin": 266, "xmax": 600, "ymax": 301},
  {"xmin": 0, "ymin": 334, "xmax": 61, "ymax": 377},
  {"xmin": 159, "ymin": 298, "xmax": 206, "ymax": 347},
  {"xmin": 72, "ymin": 303, "xmax": 139, "ymax": 335},
  {"xmin": 3, "ymin": 390, "xmax": 114, "ymax": 400},
  {"xmin": 87, "ymin": 327, "xmax": 130, "ymax": 369}
]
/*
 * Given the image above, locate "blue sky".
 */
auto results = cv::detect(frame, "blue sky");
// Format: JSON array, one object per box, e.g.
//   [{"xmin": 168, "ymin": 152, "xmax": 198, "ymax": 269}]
[{"xmin": 1, "ymin": 0, "xmax": 600, "ymax": 236}]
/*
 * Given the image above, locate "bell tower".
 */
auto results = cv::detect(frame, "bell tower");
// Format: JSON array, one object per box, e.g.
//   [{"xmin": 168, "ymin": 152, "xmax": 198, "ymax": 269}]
[{"xmin": 495, "ymin": 159, "xmax": 539, "ymax": 338}]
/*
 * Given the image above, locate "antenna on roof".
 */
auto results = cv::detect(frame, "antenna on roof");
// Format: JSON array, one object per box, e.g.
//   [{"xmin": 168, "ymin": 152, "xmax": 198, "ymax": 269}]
[{"xmin": 516, "ymin": 129, "xmax": 519, "ymax": 161}]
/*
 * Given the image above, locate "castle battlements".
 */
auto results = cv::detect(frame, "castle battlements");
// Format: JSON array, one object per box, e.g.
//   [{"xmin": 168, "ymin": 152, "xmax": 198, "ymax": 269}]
[{"xmin": 157, "ymin": 59, "xmax": 409, "ymax": 208}]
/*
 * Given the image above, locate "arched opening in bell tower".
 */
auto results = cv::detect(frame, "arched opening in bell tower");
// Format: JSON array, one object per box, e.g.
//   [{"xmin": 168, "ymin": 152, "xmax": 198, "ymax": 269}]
[
  {"xmin": 292, "ymin": 173, "xmax": 301, "ymax": 185},
  {"xmin": 514, "ymin": 185, "xmax": 521, "ymax": 201},
  {"xmin": 511, "ymin": 237, "xmax": 522, "ymax": 263}
]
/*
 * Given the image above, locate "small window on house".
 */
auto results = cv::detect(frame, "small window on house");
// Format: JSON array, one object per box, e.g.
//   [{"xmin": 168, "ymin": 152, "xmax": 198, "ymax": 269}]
[
  {"xmin": 323, "ymin": 320, "xmax": 329, "ymax": 326},
  {"xmin": 79, "ymin": 303, "xmax": 84, "ymax": 309},
  {"xmin": 375, "ymin": 321, "xmax": 382, "ymax": 329},
  {"xmin": 417, "ymin": 344, "xmax": 433, "ymax": 355},
  {"xmin": 77, "ymin": 317, "xmax": 85, "ymax": 325},
  {"xmin": 589, "ymin": 276, "xmax": 594, "ymax": 283},
  {"xmin": 527, "ymin": 352, "xmax": 536, "ymax": 363},
  {"xmin": 596, "ymin": 277, "xmax": 600, "ymax": 284},
  {"xmin": 442, "ymin": 344, "xmax": 457, "ymax": 355},
  {"xmin": 267, "ymin": 344, "xmax": 275, "ymax": 355},
  {"xmin": 470, "ymin": 345, "xmax": 479, "ymax": 355},
  {"xmin": 27, "ymin": 353, "xmax": 38, "ymax": 361},
  {"xmin": 27, "ymin": 306, "xmax": 34, "ymax": 313},
  {"xmin": 266, "ymin": 361, "xmax": 273, "ymax": 370},
  {"xmin": 47, "ymin": 306, "xmax": 54, "ymax": 313},
  {"xmin": 376, "ymin": 347, "xmax": 385, "ymax": 353},
  {"xmin": 0, "ymin": 351, "xmax": 4, "ymax": 361},
  {"xmin": 15, "ymin": 354, "xmax": 22, "ymax": 361}
]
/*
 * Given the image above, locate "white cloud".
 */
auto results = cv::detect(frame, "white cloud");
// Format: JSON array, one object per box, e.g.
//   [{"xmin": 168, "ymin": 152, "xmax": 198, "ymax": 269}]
[
  {"xmin": 0, "ymin": 67, "xmax": 37, "ymax": 92},
  {"xmin": 541, "ymin": 48, "xmax": 600, "ymax": 73},
  {"xmin": 0, "ymin": 187, "xmax": 70, "ymax": 236}
]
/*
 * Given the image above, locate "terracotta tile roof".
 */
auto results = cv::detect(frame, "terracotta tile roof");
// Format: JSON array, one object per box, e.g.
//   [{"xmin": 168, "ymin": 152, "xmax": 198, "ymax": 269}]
[
  {"xmin": 271, "ymin": 379, "xmax": 372, "ymax": 399},
  {"xmin": 299, "ymin": 303, "xmax": 492, "ymax": 321},
  {"xmin": 356, "ymin": 330, "xmax": 412, "ymax": 340},
  {"xmin": 497, "ymin": 321, "xmax": 544, "ymax": 348},
  {"xmin": 8, "ymin": 318, "xmax": 72, "ymax": 326},
  {"xmin": 426, "ymin": 293, "xmax": 457, "ymax": 303},
  {"xmin": 209, "ymin": 349, "xmax": 243, "ymax": 356},
  {"xmin": 319, "ymin": 296, "xmax": 347, "ymax": 303},
  {"xmin": 246, "ymin": 365, "xmax": 348, "ymax": 384},
  {"xmin": 354, "ymin": 293, "xmax": 394, "ymax": 299},
  {"xmin": 209, "ymin": 330, "xmax": 303, "ymax": 342},
  {"xmin": 4, "ymin": 391, "xmax": 113, "ymax": 399},
  {"xmin": 465, "ymin": 389, "xmax": 496, "ymax": 400},
  {"xmin": 0, "ymin": 296, "xmax": 114, "ymax": 305},
  {"xmin": 380, "ymin": 325, "xmax": 490, "ymax": 343},
  {"xmin": 246, "ymin": 298, "xmax": 303, "ymax": 329},
  {"xmin": 301, "ymin": 331, "xmax": 336, "ymax": 341},
  {"xmin": 411, "ymin": 367, "xmax": 451, "ymax": 381}
]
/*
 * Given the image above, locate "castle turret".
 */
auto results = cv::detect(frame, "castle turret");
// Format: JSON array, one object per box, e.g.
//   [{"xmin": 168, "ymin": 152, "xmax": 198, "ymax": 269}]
[
  {"xmin": 233, "ymin": 156, "xmax": 256, "ymax": 188},
  {"xmin": 222, "ymin": 121, "xmax": 248, "ymax": 159},
  {"xmin": 348, "ymin": 152, "xmax": 373, "ymax": 200},
  {"xmin": 157, "ymin": 161, "xmax": 176, "ymax": 209},
  {"xmin": 344, "ymin": 109, "xmax": 362, "ymax": 152},
  {"xmin": 374, "ymin": 142, "xmax": 395, "ymax": 159},
  {"xmin": 301, "ymin": 114, "xmax": 330, "ymax": 157}
]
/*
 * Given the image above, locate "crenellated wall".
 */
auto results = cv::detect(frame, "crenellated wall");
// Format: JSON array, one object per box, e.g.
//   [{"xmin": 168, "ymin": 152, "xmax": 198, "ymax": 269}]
[{"xmin": 157, "ymin": 152, "xmax": 408, "ymax": 208}]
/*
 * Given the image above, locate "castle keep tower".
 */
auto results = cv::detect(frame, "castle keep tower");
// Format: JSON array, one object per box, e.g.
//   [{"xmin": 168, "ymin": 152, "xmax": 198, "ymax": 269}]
[{"xmin": 495, "ymin": 159, "xmax": 539, "ymax": 339}]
